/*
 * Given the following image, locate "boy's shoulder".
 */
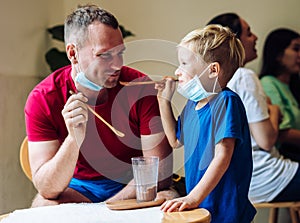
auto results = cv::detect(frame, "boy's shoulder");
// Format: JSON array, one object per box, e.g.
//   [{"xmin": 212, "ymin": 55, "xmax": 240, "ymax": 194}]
[
  {"xmin": 213, "ymin": 87, "xmax": 246, "ymax": 111},
  {"xmin": 219, "ymin": 87, "xmax": 241, "ymax": 100}
]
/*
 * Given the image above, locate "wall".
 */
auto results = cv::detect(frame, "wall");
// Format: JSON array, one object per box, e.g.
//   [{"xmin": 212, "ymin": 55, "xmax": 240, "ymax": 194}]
[
  {"xmin": 0, "ymin": 0, "xmax": 64, "ymax": 215},
  {"xmin": 0, "ymin": 0, "xmax": 299, "ymax": 222}
]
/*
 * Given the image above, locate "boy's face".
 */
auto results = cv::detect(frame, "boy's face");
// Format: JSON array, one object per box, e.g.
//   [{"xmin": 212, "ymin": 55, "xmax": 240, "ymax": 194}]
[
  {"xmin": 175, "ymin": 45, "xmax": 221, "ymax": 93},
  {"xmin": 175, "ymin": 46, "xmax": 207, "ymax": 86}
]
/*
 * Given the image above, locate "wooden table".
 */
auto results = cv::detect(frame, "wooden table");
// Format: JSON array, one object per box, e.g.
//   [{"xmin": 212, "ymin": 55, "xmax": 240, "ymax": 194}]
[{"xmin": 1, "ymin": 202, "xmax": 210, "ymax": 223}]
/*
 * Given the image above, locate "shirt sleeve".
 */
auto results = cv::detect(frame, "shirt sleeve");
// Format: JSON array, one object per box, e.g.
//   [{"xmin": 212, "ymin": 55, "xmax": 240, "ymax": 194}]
[
  {"xmin": 25, "ymin": 90, "xmax": 59, "ymax": 141},
  {"xmin": 261, "ymin": 76, "xmax": 293, "ymax": 129},
  {"xmin": 228, "ymin": 68, "xmax": 269, "ymax": 123},
  {"xmin": 214, "ymin": 93, "xmax": 248, "ymax": 145}
]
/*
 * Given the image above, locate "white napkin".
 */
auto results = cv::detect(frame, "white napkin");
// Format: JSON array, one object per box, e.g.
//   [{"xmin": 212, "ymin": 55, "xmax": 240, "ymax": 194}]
[{"xmin": 2, "ymin": 203, "xmax": 163, "ymax": 223}]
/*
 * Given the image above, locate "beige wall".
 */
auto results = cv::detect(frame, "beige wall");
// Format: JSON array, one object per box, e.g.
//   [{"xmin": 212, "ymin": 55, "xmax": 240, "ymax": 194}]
[
  {"xmin": 0, "ymin": 0, "xmax": 65, "ymax": 214},
  {"xmin": 0, "ymin": 0, "xmax": 299, "ymax": 221}
]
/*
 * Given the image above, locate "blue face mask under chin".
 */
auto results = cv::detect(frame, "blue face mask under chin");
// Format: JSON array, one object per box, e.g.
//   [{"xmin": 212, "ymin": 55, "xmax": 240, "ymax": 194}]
[
  {"xmin": 177, "ymin": 65, "xmax": 218, "ymax": 102},
  {"xmin": 75, "ymin": 71, "xmax": 103, "ymax": 91}
]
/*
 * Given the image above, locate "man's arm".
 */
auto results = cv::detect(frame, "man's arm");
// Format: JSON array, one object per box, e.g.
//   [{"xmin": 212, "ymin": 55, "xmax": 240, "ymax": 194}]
[
  {"xmin": 29, "ymin": 138, "xmax": 80, "ymax": 199},
  {"xmin": 141, "ymin": 132, "xmax": 173, "ymax": 191},
  {"xmin": 28, "ymin": 93, "xmax": 88, "ymax": 199}
]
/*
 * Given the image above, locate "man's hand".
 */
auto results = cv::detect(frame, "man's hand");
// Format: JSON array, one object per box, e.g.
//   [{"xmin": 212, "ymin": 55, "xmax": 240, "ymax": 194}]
[
  {"xmin": 62, "ymin": 92, "xmax": 88, "ymax": 147},
  {"xmin": 156, "ymin": 187, "xmax": 180, "ymax": 201}
]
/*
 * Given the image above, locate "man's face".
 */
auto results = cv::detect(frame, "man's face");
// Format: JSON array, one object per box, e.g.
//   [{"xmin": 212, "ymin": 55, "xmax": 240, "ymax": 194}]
[
  {"xmin": 239, "ymin": 18, "xmax": 258, "ymax": 64},
  {"xmin": 76, "ymin": 22, "xmax": 125, "ymax": 89}
]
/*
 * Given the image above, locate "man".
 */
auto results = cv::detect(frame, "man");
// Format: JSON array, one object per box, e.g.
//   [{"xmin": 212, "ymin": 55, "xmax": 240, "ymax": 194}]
[{"xmin": 25, "ymin": 4, "xmax": 174, "ymax": 206}]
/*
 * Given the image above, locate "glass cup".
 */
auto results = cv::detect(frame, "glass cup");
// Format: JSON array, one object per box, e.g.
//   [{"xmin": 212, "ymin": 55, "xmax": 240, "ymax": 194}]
[{"xmin": 131, "ymin": 156, "xmax": 159, "ymax": 202}]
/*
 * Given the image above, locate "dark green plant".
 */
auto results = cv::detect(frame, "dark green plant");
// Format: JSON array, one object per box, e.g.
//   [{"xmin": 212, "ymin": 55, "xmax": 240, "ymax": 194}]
[{"xmin": 45, "ymin": 25, "xmax": 134, "ymax": 72}]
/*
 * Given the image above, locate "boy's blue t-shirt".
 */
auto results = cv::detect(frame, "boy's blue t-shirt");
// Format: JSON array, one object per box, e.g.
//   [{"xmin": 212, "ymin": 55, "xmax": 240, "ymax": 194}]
[{"xmin": 177, "ymin": 88, "xmax": 256, "ymax": 223}]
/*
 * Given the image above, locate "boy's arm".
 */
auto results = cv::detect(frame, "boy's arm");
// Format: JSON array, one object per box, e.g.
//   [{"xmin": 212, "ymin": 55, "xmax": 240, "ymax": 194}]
[
  {"xmin": 161, "ymin": 138, "xmax": 234, "ymax": 212},
  {"xmin": 188, "ymin": 138, "xmax": 234, "ymax": 202},
  {"xmin": 155, "ymin": 78, "xmax": 182, "ymax": 148}
]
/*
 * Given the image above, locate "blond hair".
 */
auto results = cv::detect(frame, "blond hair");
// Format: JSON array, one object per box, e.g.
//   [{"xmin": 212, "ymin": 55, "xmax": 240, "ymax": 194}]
[{"xmin": 180, "ymin": 24, "xmax": 245, "ymax": 80}]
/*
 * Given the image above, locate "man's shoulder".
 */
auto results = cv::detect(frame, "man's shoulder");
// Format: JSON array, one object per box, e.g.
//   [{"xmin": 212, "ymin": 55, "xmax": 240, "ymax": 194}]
[
  {"xmin": 32, "ymin": 65, "xmax": 72, "ymax": 95},
  {"xmin": 26, "ymin": 65, "xmax": 72, "ymax": 107}
]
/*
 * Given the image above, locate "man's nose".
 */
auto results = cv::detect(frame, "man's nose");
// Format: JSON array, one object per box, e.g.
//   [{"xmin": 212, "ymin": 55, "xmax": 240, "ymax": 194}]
[{"xmin": 111, "ymin": 55, "xmax": 123, "ymax": 70}]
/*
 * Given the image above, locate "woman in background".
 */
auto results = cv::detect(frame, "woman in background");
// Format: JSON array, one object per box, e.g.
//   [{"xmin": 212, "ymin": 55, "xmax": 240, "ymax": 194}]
[
  {"xmin": 260, "ymin": 28, "xmax": 300, "ymax": 162},
  {"xmin": 207, "ymin": 13, "xmax": 300, "ymax": 204}
]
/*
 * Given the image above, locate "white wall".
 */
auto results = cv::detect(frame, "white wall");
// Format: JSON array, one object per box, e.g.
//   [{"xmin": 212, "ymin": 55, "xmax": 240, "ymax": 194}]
[{"xmin": 0, "ymin": 0, "xmax": 299, "ymax": 222}]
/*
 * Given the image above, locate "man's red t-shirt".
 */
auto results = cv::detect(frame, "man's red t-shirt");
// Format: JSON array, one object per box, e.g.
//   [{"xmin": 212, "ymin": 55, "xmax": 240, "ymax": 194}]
[{"xmin": 25, "ymin": 65, "xmax": 163, "ymax": 180}]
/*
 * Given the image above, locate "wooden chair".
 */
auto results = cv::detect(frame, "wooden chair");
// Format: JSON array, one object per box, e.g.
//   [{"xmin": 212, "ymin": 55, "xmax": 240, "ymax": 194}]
[
  {"xmin": 253, "ymin": 201, "xmax": 300, "ymax": 223},
  {"xmin": 19, "ymin": 136, "xmax": 32, "ymax": 181}
]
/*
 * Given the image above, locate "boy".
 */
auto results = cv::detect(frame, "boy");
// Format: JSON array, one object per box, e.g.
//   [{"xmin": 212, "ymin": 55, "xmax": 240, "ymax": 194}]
[{"xmin": 155, "ymin": 25, "xmax": 256, "ymax": 222}]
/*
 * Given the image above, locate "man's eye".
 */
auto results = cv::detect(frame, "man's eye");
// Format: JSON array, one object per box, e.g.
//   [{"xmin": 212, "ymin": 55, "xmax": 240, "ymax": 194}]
[
  {"xmin": 118, "ymin": 51, "xmax": 125, "ymax": 56},
  {"xmin": 99, "ymin": 53, "xmax": 112, "ymax": 59}
]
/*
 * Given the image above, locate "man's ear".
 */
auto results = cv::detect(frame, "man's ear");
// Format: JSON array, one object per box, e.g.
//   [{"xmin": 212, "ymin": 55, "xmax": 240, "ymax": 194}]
[
  {"xmin": 208, "ymin": 62, "xmax": 220, "ymax": 78},
  {"xmin": 66, "ymin": 43, "xmax": 78, "ymax": 64}
]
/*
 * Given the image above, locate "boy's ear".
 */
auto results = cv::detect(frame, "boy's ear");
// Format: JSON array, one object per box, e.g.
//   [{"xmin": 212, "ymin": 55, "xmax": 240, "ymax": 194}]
[
  {"xmin": 208, "ymin": 62, "xmax": 220, "ymax": 78},
  {"xmin": 66, "ymin": 43, "xmax": 78, "ymax": 64}
]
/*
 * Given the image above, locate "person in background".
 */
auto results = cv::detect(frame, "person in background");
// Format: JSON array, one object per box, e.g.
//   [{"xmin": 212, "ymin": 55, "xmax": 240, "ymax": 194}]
[
  {"xmin": 155, "ymin": 24, "xmax": 256, "ymax": 223},
  {"xmin": 290, "ymin": 72, "xmax": 300, "ymax": 108},
  {"xmin": 207, "ymin": 13, "xmax": 300, "ymax": 204},
  {"xmin": 260, "ymin": 28, "xmax": 300, "ymax": 162},
  {"xmin": 24, "ymin": 4, "xmax": 176, "ymax": 207}
]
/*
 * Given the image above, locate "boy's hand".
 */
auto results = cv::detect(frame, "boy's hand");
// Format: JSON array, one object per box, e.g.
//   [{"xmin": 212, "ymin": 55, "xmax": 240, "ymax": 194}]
[
  {"xmin": 160, "ymin": 195, "xmax": 199, "ymax": 212},
  {"xmin": 155, "ymin": 76, "xmax": 177, "ymax": 101}
]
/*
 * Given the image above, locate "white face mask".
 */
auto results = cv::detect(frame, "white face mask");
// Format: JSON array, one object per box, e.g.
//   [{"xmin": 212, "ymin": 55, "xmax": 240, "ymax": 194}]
[
  {"xmin": 177, "ymin": 65, "xmax": 218, "ymax": 102},
  {"xmin": 75, "ymin": 71, "xmax": 103, "ymax": 91},
  {"xmin": 73, "ymin": 44, "xmax": 103, "ymax": 92}
]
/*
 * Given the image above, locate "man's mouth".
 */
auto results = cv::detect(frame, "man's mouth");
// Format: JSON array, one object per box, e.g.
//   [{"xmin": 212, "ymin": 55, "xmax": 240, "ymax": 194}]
[{"xmin": 107, "ymin": 70, "xmax": 121, "ymax": 76}]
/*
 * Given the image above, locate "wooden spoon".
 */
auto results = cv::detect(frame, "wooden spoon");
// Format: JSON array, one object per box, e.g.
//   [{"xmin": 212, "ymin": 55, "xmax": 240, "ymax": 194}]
[
  {"xmin": 120, "ymin": 76, "xmax": 178, "ymax": 86},
  {"xmin": 69, "ymin": 90, "xmax": 125, "ymax": 137}
]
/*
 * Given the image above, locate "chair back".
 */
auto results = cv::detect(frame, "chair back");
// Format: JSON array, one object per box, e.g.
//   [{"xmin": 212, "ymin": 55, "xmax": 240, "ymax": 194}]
[{"xmin": 20, "ymin": 136, "xmax": 32, "ymax": 180}]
